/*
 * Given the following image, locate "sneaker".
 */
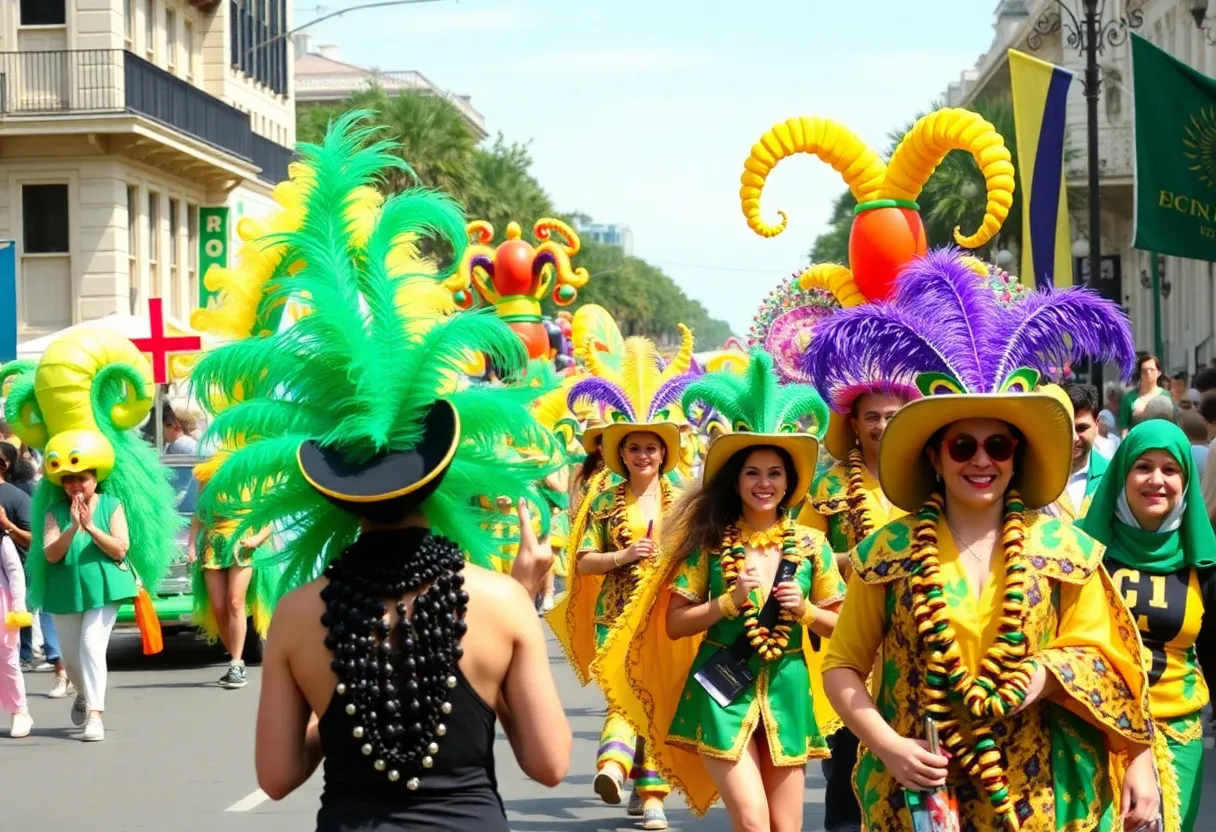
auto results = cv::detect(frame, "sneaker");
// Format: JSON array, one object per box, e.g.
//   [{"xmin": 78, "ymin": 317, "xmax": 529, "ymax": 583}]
[
  {"xmin": 70, "ymin": 694, "xmax": 87, "ymax": 727},
  {"xmin": 220, "ymin": 661, "xmax": 247, "ymax": 689},
  {"xmin": 593, "ymin": 766, "xmax": 624, "ymax": 805},
  {"xmin": 48, "ymin": 675, "xmax": 75, "ymax": 699},
  {"xmin": 81, "ymin": 713, "xmax": 104, "ymax": 742},
  {"xmin": 32, "ymin": 661, "xmax": 55, "ymax": 672},
  {"xmin": 9, "ymin": 712, "xmax": 33, "ymax": 739},
  {"xmin": 627, "ymin": 790, "xmax": 643, "ymax": 817},
  {"xmin": 641, "ymin": 804, "xmax": 668, "ymax": 830},
  {"xmin": 19, "ymin": 660, "xmax": 35, "ymax": 673},
  {"xmin": 540, "ymin": 594, "xmax": 555, "ymax": 614}
]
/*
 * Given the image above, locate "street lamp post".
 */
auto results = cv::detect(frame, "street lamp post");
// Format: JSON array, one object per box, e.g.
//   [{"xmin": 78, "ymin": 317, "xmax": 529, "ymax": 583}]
[{"xmin": 1028, "ymin": 0, "xmax": 1143, "ymax": 391}]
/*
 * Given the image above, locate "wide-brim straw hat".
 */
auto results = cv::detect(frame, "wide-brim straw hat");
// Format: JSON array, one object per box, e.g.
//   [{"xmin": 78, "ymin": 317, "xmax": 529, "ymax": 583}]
[
  {"xmin": 878, "ymin": 391, "xmax": 1072, "ymax": 512},
  {"xmin": 600, "ymin": 421, "xmax": 683, "ymax": 478},
  {"xmin": 702, "ymin": 432, "xmax": 819, "ymax": 509}
]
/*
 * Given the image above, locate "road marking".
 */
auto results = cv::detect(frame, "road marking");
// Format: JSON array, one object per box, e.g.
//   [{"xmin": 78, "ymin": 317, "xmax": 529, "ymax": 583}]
[{"xmin": 226, "ymin": 789, "xmax": 270, "ymax": 812}]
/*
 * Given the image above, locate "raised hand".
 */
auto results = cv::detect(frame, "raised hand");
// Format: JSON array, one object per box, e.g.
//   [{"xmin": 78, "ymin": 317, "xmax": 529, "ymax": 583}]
[{"xmin": 511, "ymin": 499, "xmax": 553, "ymax": 597}]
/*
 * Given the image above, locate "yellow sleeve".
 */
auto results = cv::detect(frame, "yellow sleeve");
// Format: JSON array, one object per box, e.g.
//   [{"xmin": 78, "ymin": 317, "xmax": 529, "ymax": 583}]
[
  {"xmin": 796, "ymin": 500, "xmax": 829, "ymax": 533},
  {"xmin": 822, "ymin": 572, "xmax": 887, "ymax": 677},
  {"xmin": 809, "ymin": 540, "xmax": 846, "ymax": 606},
  {"xmin": 668, "ymin": 548, "xmax": 710, "ymax": 603},
  {"xmin": 1039, "ymin": 569, "xmax": 1153, "ymax": 747}
]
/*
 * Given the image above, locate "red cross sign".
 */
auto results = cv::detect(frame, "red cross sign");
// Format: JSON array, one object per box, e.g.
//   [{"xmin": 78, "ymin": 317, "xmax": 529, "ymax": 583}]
[{"xmin": 130, "ymin": 297, "xmax": 201, "ymax": 384}]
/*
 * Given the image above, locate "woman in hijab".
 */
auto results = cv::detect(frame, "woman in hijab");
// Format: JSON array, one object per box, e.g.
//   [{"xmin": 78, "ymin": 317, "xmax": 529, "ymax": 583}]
[{"xmin": 1080, "ymin": 420, "xmax": 1216, "ymax": 831}]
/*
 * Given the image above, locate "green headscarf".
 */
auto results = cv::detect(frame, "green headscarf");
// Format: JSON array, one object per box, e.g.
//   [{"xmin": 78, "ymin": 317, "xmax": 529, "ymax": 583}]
[{"xmin": 1079, "ymin": 420, "xmax": 1216, "ymax": 573}]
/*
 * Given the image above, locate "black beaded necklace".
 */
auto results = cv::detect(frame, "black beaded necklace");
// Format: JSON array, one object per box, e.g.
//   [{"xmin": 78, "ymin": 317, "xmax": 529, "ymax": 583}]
[{"xmin": 321, "ymin": 527, "xmax": 469, "ymax": 790}]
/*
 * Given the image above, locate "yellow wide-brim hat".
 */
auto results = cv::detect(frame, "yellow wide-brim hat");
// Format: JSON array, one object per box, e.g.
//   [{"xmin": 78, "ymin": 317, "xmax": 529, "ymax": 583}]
[
  {"xmin": 581, "ymin": 424, "xmax": 606, "ymax": 455},
  {"xmin": 878, "ymin": 391, "xmax": 1073, "ymax": 512},
  {"xmin": 601, "ymin": 421, "xmax": 682, "ymax": 478},
  {"xmin": 702, "ymin": 432, "xmax": 819, "ymax": 510},
  {"xmin": 824, "ymin": 411, "xmax": 856, "ymax": 461}
]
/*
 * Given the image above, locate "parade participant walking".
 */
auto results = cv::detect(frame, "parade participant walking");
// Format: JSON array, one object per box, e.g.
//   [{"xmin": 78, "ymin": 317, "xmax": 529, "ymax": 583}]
[
  {"xmin": 818, "ymin": 250, "xmax": 1158, "ymax": 831},
  {"xmin": 1, "ymin": 532, "xmax": 31, "ymax": 738},
  {"xmin": 1080, "ymin": 420, "xmax": 1215, "ymax": 831},
  {"xmin": 0, "ymin": 327, "xmax": 182, "ymax": 744},
  {"xmin": 187, "ymin": 443, "xmax": 278, "ymax": 690},
  {"xmin": 595, "ymin": 350, "xmax": 842, "ymax": 830},
  {"xmin": 550, "ymin": 329, "xmax": 695, "ymax": 830},
  {"xmin": 190, "ymin": 114, "xmax": 571, "ymax": 831}
]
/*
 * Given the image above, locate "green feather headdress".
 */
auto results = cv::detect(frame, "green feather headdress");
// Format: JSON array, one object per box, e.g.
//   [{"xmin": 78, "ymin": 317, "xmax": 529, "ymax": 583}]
[
  {"xmin": 190, "ymin": 111, "xmax": 560, "ymax": 593},
  {"xmin": 681, "ymin": 349, "xmax": 828, "ymax": 508}
]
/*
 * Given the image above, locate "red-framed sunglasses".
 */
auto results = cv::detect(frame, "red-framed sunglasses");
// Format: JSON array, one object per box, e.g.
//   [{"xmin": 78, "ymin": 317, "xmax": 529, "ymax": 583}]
[{"xmin": 944, "ymin": 434, "xmax": 1016, "ymax": 463}]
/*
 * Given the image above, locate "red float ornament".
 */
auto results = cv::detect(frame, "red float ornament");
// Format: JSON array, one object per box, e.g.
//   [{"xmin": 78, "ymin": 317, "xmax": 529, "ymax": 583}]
[{"xmin": 455, "ymin": 219, "xmax": 591, "ymax": 359}]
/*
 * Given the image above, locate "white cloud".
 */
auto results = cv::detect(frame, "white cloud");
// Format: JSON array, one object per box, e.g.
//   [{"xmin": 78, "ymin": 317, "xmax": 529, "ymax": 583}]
[
  {"xmin": 506, "ymin": 49, "xmax": 713, "ymax": 77},
  {"xmin": 398, "ymin": 6, "xmax": 518, "ymax": 34}
]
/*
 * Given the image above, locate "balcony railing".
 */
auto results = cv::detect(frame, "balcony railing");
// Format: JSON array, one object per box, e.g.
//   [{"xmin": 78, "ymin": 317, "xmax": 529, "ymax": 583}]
[
  {"xmin": 0, "ymin": 49, "xmax": 293, "ymax": 180},
  {"xmin": 250, "ymin": 132, "xmax": 293, "ymax": 184}
]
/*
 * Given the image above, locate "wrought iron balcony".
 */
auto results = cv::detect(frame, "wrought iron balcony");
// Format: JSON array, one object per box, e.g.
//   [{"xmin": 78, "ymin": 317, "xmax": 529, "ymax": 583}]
[{"xmin": 0, "ymin": 49, "xmax": 293, "ymax": 182}]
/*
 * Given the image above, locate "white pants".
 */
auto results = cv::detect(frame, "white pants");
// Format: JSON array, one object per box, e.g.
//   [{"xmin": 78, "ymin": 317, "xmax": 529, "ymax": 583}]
[{"xmin": 53, "ymin": 606, "xmax": 118, "ymax": 712}]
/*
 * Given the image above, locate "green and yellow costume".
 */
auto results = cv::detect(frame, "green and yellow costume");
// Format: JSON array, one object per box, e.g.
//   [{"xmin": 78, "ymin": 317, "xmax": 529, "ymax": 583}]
[
  {"xmin": 189, "ymin": 449, "xmax": 278, "ymax": 642},
  {"xmin": 596, "ymin": 349, "xmax": 841, "ymax": 816},
  {"xmin": 1079, "ymin": 420, "xmax": 1216, "ymax": 831},
  {"xmin": 665, "ymin": 522, "xmax": 844, "ymax": 764},
  {"xmin": 805, "ymin": 248, "xmax": 1155, "ymax": 830},
  {"xmin": 0, "ymin": 328, "xmax": 182, "ymax": 616},
  {"xmin": 547, "ymin": 330, "xmax": 696, "ymax": 808}
]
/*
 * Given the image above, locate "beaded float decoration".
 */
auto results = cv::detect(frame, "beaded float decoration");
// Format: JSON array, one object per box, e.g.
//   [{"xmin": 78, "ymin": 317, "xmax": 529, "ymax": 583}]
[
  {"xmin": 190, "ymin": 112, "xmax": 559, "ymax": 788},
  {"xmin": 746, "ymin": 271, "xmax": 842, "ymax": 384}
]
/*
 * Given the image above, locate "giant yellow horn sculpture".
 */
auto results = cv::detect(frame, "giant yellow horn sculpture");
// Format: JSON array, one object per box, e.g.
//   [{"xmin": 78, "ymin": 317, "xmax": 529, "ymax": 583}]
[{"xmin": 740, "ymin": 107, "xmax": 1014, "ymax": 302}]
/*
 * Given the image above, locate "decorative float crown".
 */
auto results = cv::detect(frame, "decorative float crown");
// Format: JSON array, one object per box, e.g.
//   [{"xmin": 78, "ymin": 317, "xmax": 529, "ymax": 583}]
[
  {"xmin": 455, "ymin": 219, "xmax": 591, "ymax": 359},
  {"xmin": 740, "ymin": 108, "xmax": 1015, "ymax": 302}
]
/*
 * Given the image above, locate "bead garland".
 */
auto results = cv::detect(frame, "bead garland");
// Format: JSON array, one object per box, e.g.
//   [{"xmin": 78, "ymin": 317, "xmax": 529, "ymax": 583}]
[
  {"xmin": 844, "ymin": 449, "xmax": 877, "ymax": 544},
  {"xmin": 720, "ymin": 519, "xmax": 802, "ymax": 662},
  {"xmin": 608, "ymin": 478, "xmax": 673, "ymax": 565},
  {"xmin": 911, "ymin": 492, "xmax": 1034, "ymax": 832},
  {"xmin": 323, "ymin": 528, "xmax": 469, "ymax": 790}
]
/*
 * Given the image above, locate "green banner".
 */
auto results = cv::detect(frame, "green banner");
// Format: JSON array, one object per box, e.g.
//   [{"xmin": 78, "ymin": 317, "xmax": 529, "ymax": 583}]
[
  {"xmin": 198, "ymin": 206, "xmax": 229, "ymax": 310},
  {"xmin": 1132, "ymin": 34, "xmax": 1216, "ymax": 261}
]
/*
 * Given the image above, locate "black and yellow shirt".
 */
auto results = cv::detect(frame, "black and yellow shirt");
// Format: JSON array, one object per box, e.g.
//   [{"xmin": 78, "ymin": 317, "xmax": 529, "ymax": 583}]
[{"xmin": 1105, "ymin": 557, "xmax": 1215, "ymax": 721}]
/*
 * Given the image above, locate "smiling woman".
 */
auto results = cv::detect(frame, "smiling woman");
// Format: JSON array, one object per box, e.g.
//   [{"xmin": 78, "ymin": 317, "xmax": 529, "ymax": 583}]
[
  {"xmin": 809, "ymin": 249, "xmax": 1162, "ymax": 831},
  {"xmin": 1079, "ymin": 420, "xmax": 1216, "ymax": 831}
]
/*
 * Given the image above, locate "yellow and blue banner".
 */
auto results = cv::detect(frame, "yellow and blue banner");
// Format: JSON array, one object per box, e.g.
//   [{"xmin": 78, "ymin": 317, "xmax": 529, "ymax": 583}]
[{"xmin": 1009, "ymin": 49, "xmax": 1074, "ymax": 290}]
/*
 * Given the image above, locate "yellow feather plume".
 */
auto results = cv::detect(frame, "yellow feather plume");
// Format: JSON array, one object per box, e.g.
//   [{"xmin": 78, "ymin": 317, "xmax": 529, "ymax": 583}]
[{"xmin": 619, "ymin": 337, "xmax": 664, "ymax": 421}]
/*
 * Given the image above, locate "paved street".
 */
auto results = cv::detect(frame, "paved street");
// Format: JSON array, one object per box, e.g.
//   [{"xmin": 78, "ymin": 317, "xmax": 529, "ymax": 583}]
[
  {"xmin": 2, "ymin": 630, "xmax": 819, "ymax": 830},
  {"xmin": 4, "ymin": 629, "xmax": 1215, "ymax": 830}
]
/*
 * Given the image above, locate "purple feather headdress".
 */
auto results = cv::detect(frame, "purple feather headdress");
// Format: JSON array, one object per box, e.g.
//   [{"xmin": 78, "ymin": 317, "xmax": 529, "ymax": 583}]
[
  {"xmin": 567, "ymin": 332, "xmax": 699, "ymax": 426},
  {"xmin": 805, "ymin": 248, "xmax": 1135, "ymax": 407}
]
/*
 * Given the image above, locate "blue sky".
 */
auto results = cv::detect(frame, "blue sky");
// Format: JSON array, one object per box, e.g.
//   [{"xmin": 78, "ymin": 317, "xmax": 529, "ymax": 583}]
[{"xmin": 301, "ymin": 0, "xmax": 1000, "ymax": 337}]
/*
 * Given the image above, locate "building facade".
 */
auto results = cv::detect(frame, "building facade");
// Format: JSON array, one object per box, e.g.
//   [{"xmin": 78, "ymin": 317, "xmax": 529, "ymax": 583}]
[
  {"xmin": 0, "ymin": 0, "xmax": 296, "ymax": 340},
  {"xmin": 943, "ymin": 0, "xmax": 1216, "ymax": 373},
  {"xmin": 292, "ymin": 35, "xmax": 486, "ymax": 140},
  {"xmin": 575, "ymin": 221, "xmax": 634, "ymax": 256}
]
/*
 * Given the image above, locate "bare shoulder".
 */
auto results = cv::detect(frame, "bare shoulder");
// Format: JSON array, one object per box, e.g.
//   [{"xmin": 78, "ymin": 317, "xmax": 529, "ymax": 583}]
[
  {"xmin": 269, "ymin": 577, "xmax": 327, "ymax": 636},
  {"xmin": 463, "ymin": 563, "xmax": 532, "ymax": 607}
]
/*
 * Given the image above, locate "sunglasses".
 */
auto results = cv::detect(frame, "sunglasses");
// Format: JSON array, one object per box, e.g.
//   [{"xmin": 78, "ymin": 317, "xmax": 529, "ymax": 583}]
[{"xmin": 944, "ymin": 433, "xmax": 1016, "ymax": 463}]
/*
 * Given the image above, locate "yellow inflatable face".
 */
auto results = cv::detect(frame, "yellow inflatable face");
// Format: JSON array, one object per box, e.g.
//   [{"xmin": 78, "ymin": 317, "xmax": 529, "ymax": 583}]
[{"xmin": 43, "ymin": 429, "xmax": 115, "ymax": 484}]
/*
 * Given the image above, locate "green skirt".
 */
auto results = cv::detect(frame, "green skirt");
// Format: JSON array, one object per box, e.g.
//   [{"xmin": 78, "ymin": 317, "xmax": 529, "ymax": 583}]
[{"xmin": 668, "ymin": 641, "xmax": 828, "ymax": 766}]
